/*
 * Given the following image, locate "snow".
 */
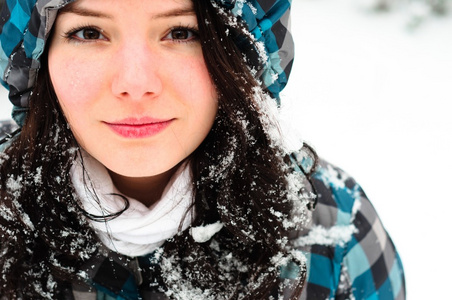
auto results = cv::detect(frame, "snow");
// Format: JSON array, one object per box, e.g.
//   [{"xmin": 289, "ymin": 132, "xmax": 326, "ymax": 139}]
[
  {"xmin": 280, "ymin": 1, "xmax": 452, "ymax": 299},
  {"xmin": 294, "ymin": 224, "xmax": 358, "ymax": 247},
  {"xmin": 0, "ymin": 1, "xmax": 450, "ymax": 298},
  {"xmin": 190, "ymin": 221, "xmax": 224, "ymax": 243},
  {"xmin": 33, "ymin": 166, "xmax": 42, "ymax": 184},
  {"xmin": 5, "ymin": 175, "xmax": 23, "ymax": 194}
]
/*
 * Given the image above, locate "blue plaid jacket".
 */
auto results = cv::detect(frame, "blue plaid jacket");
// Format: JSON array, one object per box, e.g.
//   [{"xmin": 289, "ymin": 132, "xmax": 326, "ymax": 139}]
[
  {"xmin": 70, "ymin": 148, "xmax": 405, "ymax": 300},
  {"xmin": 0, "ymin": 120, "xmax": 405, "ymax": 300},
  {"xmin": 290, "ymin": 151, "xmax": 406, "ymax": 299}
]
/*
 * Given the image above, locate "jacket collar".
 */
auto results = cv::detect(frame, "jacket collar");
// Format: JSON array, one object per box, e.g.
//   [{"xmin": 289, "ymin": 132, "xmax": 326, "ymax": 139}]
[{"xmin": 74, "ymin": 245, "xmax": 166, "ymax": 299}]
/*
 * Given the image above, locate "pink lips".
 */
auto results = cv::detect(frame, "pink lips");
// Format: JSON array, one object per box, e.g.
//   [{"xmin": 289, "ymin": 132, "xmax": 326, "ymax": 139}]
[{"xmin": 105, "ymin": 117, "xmax": 172, "ymax": 138}]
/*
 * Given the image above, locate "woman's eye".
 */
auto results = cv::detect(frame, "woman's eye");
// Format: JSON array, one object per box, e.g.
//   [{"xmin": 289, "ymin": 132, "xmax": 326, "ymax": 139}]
[
  {"xmin": 164, "ymin": 28, "xmax": 197, "ymax": 41},
  {"xmin": 70, "ymin": 28, "xmax": 106, "ymax": 41}
]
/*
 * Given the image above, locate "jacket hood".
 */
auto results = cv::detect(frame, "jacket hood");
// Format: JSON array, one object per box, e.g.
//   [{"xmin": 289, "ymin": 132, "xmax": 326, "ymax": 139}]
[{"xmin": 0, "ymin": 0, "xmax": 294, "ymax": 126}]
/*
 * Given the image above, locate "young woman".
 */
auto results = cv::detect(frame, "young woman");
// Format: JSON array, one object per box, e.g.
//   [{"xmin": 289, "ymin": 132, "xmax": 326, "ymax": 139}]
[{"xmin": 0, "ymin": 0, "xmax": 405, "ymax": 299}]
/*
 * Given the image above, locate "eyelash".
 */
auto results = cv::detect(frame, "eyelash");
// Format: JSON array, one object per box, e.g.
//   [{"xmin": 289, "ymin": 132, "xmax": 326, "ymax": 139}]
[
  {"xmin": 165, "ymin": 25, "xmax": 199, "ymax": 43},
  {"xmin": 63, "ymin": 24, "xmax": 105, "ymax": 43},
  {"xmin": 63, "ymin": 24, "xmax": 200, "ymax": 44}
]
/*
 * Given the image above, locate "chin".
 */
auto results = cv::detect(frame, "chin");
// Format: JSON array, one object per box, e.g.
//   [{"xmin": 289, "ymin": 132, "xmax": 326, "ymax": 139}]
[{"xmin": 106, "ymin": 160, "xmax": 183, "ymax": 178}]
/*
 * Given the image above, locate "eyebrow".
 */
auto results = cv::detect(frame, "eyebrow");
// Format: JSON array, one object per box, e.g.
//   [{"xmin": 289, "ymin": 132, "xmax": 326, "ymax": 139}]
[
  {"xmin": 58, "ymin": 5, "xmax": 195, "ymax": 20},
  {"xmin": 152, "ymin": 8, "xmax": 196, "ymax": 19},
  {"xmin": 58, "ymin": 5, "xmax": 113, "ymax": 19}
]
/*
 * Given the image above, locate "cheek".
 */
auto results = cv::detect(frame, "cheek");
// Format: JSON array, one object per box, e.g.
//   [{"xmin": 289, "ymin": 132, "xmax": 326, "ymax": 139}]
[
  {"xmin": 185, "ymin": 61, "xmax": 218, "ymax": 138},
  {"xmin": 171, "ymin": 56, "xmax": 217, "ymax": 106},
  {"xmin": 48, "ymin": 54, "xmax": 106, "ymax": 116},
  {"xmin": 192, "ymin": 61, "xmax": 218, "ymax": 118}
]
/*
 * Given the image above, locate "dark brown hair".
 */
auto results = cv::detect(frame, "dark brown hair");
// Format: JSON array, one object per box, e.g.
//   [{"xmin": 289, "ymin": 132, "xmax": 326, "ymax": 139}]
[{"xmin": 0, "ymin": 0, "xmax": 307, "ymax": 298}]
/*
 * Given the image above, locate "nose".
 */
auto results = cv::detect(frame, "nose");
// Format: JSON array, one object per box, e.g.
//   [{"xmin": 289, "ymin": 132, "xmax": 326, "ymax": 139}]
[{"xmin": 111, "ymin": 42, "xmax": 163, "ymax": 100}]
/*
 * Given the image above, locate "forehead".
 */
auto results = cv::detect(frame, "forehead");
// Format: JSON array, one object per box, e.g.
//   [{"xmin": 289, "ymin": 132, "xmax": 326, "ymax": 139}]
[{"xmin": 59, "ymin": 0, "xmax": 194, "ymax": 17}]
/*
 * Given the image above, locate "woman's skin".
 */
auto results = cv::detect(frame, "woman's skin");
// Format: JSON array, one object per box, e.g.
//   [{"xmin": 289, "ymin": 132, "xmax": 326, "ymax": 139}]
[{"xmin": 48, "ymin": 0, "xmax": 218, "ymax": 207}]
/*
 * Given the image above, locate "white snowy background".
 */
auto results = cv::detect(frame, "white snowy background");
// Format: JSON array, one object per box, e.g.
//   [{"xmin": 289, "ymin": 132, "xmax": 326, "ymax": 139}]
[
  {"xmin": 0, "ymin": 0, "xmax": 450, "ymax": 298},
  {"xmin": 282, "ymin": 0, "xmax": 452, "ymax": 299}
]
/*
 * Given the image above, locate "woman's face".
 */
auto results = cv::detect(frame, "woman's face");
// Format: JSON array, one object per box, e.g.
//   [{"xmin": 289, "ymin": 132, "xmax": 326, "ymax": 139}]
[{"xmin": 48, "ymin": 0, "xmax": 218, "ymax": 177}]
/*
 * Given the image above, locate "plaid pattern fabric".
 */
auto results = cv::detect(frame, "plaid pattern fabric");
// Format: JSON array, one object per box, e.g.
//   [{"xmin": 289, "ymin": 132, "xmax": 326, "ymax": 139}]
[
  {"xmin": 0, "ymin": 118, "xmax": 17, "ymax": 140},
  {"xmin": 0, "ymin": 122, "xmax": 405, "ymax": 299},
  {"xmin": 0, "ymin": 0, "xmax": 293, "ymax": 126},
  {"xmin": 286, "ymin": 155, "xmax": 406, "ymax": 300},
  {"xmin": 213, "ymin": 0, "xmax": 294, "ymax": 102},
  {"xmin": 0, "ymin": 0, "xmax": 74, "ymax": 125},
  {"xmin": 66, "ymin": 147, "xmax": 405, "ymax": 300},
  {"xmin": 70, "ymin": 245, "xmax": 165, "ymax": 300}
]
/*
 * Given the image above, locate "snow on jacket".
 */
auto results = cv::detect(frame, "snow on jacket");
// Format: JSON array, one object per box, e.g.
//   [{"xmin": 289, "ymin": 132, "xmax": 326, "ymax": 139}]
[{"xmin": 0, "ymin": 119, "xmax": 406, "ymax": 299}]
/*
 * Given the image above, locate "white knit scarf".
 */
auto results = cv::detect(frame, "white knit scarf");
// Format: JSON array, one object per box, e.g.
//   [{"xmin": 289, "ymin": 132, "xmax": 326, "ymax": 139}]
[{"xmin": 70, "ymin": 152, "xmax": 194, "ymax": 257}]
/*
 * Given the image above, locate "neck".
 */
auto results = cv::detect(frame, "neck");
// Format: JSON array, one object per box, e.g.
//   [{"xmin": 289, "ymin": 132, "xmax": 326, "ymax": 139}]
[{"xmin": 108, "ymin": 165, "xmax": 180, "ymax": 207}]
